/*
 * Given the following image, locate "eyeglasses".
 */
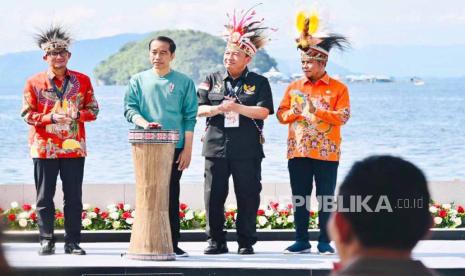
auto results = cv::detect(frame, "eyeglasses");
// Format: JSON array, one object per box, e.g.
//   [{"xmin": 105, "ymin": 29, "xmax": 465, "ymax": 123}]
[{"xmin": 47, "ymin": 50, "xmax": 69, "ymax": 57}]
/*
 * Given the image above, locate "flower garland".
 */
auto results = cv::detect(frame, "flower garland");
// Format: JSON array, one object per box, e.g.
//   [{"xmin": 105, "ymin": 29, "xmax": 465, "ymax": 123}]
[{"xmin": 1, "ymin": 200, "xmax": 463, "ymax": 230}]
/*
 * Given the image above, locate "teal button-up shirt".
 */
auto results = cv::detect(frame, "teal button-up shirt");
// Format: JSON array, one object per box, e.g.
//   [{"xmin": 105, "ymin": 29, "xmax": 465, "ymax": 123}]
[{"xmin": 124, "ymin": 69, "xmax": 198, "ymax": 148}]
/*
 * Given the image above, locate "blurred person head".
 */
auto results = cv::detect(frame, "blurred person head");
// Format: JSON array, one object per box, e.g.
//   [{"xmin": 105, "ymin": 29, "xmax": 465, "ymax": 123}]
[{"xmin": 328, "ymin": 155, "xmax": 432, "ymax": 264}]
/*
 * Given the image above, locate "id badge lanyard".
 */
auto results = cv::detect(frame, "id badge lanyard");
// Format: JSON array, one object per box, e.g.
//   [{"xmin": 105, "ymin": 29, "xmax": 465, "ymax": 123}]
[
  {"xmin": 226, "ymin": 80, "xmax": 265, "ymax": 144},
  {"xmin": 49, "ymin": 76, "xmax": 70, "ymax": 106}
]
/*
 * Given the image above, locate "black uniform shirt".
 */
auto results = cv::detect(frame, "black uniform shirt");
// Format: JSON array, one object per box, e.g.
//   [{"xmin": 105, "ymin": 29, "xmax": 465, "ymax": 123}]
[{"xmin": 197, "ymin": 68, "xmax": 274, "ymax": 159}]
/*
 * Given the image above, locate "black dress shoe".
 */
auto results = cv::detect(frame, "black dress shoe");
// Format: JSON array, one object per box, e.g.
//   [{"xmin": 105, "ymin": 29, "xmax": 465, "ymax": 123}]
[
  {"xmin": 174, "ymin": 246, "xmax": 189, "ymax": 257},
  {"xmin": 64, "ymin": 242, "xmax": 86, "ymax": 255},
  {"xmin": 204, "ymin": 242, "xmax": 228, "ymax": 254},
  {"xmin": 238, "ymin": 246, "xmax": 254, "ymax": 255},
  {"xmin": 38, "ymin": 240, "xmax": 55, "ymax": 255}
]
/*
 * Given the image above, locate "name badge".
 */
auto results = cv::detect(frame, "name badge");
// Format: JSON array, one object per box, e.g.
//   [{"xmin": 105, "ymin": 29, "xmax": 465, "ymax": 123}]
[{"xmin": 224, "ymin": 111, "xmax": 239, "ymax": 128}]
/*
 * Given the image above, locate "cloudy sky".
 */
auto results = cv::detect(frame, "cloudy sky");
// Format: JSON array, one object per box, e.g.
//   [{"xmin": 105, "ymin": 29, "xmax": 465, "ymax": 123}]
[{"xmin": 1, "ymin": 0, "xmax": 464, "ymax": 58}]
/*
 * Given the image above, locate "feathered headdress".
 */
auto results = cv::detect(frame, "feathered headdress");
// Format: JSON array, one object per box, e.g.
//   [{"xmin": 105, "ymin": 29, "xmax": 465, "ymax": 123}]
[
  {"xmin": 35, "ymin": 25, "xmax": 72, "ymax": 53},
  {"xmin": 224, "ymin": 3, "xmax": 275, "ymax": 57},
  {"xmin": 295, "ymin": 9, "xmax": 349, "ymax": 61}
]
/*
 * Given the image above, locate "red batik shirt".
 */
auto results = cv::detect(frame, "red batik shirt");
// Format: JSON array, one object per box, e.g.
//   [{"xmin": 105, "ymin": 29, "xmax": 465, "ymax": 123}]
[{"xmin": 21, "ymin": 69, "xmax": 99, "ymax": 159}]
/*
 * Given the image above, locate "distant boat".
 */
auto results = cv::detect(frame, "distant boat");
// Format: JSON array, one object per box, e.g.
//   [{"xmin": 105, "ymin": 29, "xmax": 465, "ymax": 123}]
[
  {"xmin": 411, "ymin": 77, "xmax": 425, "ymax": 86},
  {"xmin": 263, "ymin": 67, "xmax": 291, "ymax": 83},
  {"xmin": 291, "ymin": 73, "xmax": 304, "ymax": 80},
  {"xmin": 375, "ymin": 75, "xmax": 394, "ymax": 82},
  {"xmin": 345, "ymin": 74, "xmax": 394, "ymax": 83}
]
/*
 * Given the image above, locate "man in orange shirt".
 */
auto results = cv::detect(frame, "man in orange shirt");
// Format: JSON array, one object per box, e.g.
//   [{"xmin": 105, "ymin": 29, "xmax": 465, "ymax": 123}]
[
  {"xmin": 21, "ymin": 26, "xmax": 99, "ymax": 255},
  {"xmin": 277, "ymin": 11, "xmax": 350, "ymax": 254}
]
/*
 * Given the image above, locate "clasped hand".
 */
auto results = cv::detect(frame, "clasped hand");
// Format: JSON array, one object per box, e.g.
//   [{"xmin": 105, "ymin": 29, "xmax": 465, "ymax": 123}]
[{"xmin": 218, "ymin": 96, "xmax": 238, "ymax": 113}]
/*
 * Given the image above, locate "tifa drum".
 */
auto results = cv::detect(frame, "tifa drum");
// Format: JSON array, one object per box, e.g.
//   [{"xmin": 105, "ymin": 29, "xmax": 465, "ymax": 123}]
[{"xmin": 126, "ymin": 129, "xmax": 179, "ymax": 261}]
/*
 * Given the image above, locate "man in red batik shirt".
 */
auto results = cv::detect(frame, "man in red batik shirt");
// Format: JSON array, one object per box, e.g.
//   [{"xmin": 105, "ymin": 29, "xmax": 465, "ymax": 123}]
[{"xmin": 21, "ymin": 25, "xmax": 99, "ymax": 256}]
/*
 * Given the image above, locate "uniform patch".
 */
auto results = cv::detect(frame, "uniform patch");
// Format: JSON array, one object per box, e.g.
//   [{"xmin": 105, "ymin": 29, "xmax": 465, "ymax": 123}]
[
  {"xmin": 213, "ymin": 82, "xmax": 223, "ymax": 93},
  {"xmin": 243, "ymin": 84, "xmax": 256, "ymax": 95},
  {"xmin": 198, "ymin": 82, "xmax": 210, "ymax": 91}
]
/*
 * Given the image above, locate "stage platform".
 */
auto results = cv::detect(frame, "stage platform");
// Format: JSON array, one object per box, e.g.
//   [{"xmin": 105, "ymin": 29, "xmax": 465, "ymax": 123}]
[{"xmin": 4, "ymin": 240, "xmax": 465, "ymax": 276}]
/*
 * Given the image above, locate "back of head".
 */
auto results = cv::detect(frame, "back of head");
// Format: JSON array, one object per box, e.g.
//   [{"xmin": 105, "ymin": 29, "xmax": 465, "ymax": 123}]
[{"xmin": 338, "ymin": 155, "xmax": 432, "ymax": 250}]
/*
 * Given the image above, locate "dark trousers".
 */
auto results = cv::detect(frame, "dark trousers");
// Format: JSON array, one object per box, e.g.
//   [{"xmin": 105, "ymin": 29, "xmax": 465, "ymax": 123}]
[
  {"xmin": 288, "ymin": 157, "xmax": 338, "ymax": 243},
  {"xmin": 169, "ymin": 148, "xmax": 183, "ymax": 248},
  {"xmin": 33, "ymin": 158, "xmax": 85, "ymax": 243},
  {"xmin": 204, "ymin": 157, "xmax": 262, "ymax": 247}
]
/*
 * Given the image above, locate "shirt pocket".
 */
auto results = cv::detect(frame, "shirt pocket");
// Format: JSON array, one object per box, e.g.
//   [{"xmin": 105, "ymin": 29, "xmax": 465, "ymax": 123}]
[
  {"xmin": 321, "ymin": 90, "xmax": 338, "ymax": 110},
  {"xmin": 208, "ymin": 92, "xmax": 224, "ymax": 106},
  {"xmin": 238, "ymin": 92, "xmax": 257, "ymax": 106}
]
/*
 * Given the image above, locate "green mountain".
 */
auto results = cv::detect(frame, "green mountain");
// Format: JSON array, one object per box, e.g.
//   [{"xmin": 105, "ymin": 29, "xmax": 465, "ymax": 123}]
[{"xmin": 94, "ymin": 30, "xmax": 277, "ymax": 85}]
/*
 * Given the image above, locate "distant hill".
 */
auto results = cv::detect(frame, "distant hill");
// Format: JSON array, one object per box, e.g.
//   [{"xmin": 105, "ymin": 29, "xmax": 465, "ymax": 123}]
[
  {"xmin": 94, "ymin": 29, "xmax": 277, "ymax": 85},
  {"xmin": 2, "ymin": 32, "xmax": 463, "ymax": 89},
  {"xmin": 0, "ymin": 33, "xmax": 145, "ymax": 88}
]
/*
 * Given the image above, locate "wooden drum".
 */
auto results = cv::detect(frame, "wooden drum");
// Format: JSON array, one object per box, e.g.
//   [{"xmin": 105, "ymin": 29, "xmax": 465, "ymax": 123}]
[{"xmin": 126, "ymin": 129, "xmax": 180, "ymax": 261}]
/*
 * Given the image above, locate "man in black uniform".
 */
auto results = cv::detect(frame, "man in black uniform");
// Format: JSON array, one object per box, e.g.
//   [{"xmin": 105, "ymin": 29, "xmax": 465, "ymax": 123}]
[{"xmin": 197, "ymin": 6, "xmax": 274, "ymax": 255}]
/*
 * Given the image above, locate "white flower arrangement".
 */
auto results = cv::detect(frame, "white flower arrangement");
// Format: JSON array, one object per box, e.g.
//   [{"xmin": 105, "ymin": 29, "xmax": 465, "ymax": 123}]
[
  {"xmin": 185, "ymin": 210, "xmax": 194, "ymax": 220},
  {"xmin": 112, "ymin": 221, "xmax": 121, "ymax": 229},
  {"xmin": 18, "ymin": 218, "xmax": 28, "ymax": 228},
  {"xmin": 258, "ymin": 216, "xmax": 268, "ymax": 226},
  {"xmin": 82, "ymin": 218, "xmax": 92, "ymax": 227},
  {"xmin": 109, "ymin": 212, "xmax": 120, "ymax": 220}
]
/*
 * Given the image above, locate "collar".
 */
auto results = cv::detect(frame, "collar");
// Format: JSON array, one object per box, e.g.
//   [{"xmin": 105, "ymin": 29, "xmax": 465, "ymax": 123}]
[
  {"xmin": 47, "ymin": 69, "xmax": 71, "ymax": 80},
  {"xmin": 304, "ymin": 72, "xmax": 330, "ymax": 85},
  {"xmin": 152, "ymin": 68, "xmax": 173, "ymax": 78},
  {"xmin": 223, "ymin": 67, "xmax": 249, "ymax": 81}
]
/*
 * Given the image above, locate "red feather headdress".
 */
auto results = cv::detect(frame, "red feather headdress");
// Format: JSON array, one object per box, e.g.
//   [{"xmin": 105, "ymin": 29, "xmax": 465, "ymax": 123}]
[{"xmin": 224, "ymin": 4, "xmax": 275, "ymax": 57}]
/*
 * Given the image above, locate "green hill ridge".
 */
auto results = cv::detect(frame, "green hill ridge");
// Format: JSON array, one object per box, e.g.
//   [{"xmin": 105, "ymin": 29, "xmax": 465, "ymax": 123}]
[{"xmin": 94, "ymin": 29, "xmax": 277, "ymax": 85}]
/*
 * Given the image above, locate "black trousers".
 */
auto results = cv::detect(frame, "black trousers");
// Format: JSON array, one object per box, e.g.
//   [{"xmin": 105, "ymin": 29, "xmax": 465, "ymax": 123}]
[
  {"xmin": 33, "ymin": 158, "xmax": 85, "ymax": 243},
  {"xmin": 288, "ymin": 157, "xmax": 338, "ymax": 243},
  {"xmin": 204, "ymin": 157, "xmax": 262, "ymax": 247},
  {"xmin": 169, "ymin": 148, "xmax": 183, "ymax": 248}
]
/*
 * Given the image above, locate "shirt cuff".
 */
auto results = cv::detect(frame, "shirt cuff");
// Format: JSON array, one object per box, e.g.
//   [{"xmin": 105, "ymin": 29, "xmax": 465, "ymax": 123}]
[
  {"xmin": 131, "ymin": 114, "xmax": 143, "ymax": 124},
  {"xmin": 184, "ymin": 120, "xmax": 196, "ymax": 132}
]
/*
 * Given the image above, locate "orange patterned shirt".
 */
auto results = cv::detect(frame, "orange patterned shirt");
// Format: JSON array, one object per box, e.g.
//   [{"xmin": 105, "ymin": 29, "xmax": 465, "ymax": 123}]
[
  {"xmin": 21, "ymin": 70, "xmax": 99, "ymax": 159},
  {"xmin": 276, "ymin": 74, "xmax": 350, "ymax": 161}
]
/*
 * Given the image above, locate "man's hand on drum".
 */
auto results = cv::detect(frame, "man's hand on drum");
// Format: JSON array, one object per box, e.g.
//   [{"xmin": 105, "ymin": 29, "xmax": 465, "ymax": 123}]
[
  {"xmin": 176, "ymin": 148, "xmax": 192, "ymax": 171},
  {"xmin": 146, "ymin": 122, "xmax": 162, "ymax": 129}
]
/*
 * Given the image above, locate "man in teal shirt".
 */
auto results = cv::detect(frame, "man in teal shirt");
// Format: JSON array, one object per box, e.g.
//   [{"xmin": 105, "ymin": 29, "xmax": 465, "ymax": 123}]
[{"xmin": 124, "ymin": 36, "xmax": 198, "ymax": 257}]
